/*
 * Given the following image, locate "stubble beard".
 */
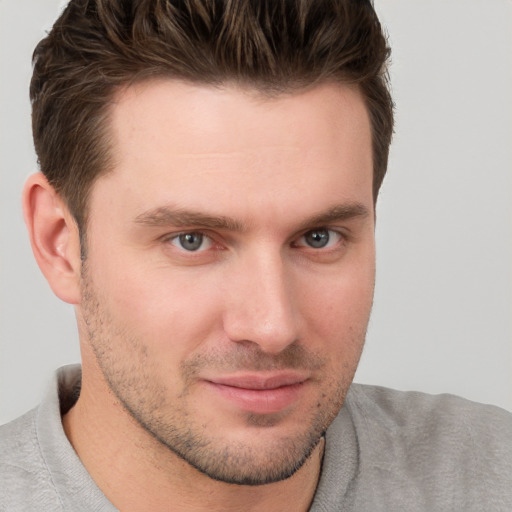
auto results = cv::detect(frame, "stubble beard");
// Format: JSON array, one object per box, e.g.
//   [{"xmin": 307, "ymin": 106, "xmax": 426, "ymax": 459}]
[{"xmin": 79, "ymin": 268, "xmax": 365, "ymax": 486}]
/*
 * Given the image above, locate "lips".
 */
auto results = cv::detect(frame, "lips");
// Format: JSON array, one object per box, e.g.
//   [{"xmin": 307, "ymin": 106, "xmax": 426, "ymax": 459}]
[{"xmin": 204, "ymin": 372, "xmax": 308, "ymax": 415}]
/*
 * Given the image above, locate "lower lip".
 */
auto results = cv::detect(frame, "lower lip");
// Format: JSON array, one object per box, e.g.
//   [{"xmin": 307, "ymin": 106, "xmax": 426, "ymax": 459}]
[{"xmin": 206, "ymin": 382, "xmax": 305, "ymax": 415}]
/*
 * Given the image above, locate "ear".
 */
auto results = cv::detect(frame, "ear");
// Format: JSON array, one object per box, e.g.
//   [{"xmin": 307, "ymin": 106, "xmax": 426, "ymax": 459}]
[{"xmin": 22, "ymin": 172, "xmax": 82, "ymax": 304}]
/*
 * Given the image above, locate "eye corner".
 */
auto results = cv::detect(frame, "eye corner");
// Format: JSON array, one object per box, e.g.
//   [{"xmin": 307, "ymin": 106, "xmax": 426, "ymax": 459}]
[
  {"xmin": 293, "ymin": 227, "xmax": 346, "ymax": 250},
  {"xmin": 163, "ymin": 230, "xmax": 213, "ymax": 253}
]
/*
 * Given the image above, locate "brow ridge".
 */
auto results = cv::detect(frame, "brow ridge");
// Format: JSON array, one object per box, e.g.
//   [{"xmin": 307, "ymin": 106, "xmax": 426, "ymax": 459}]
[
  {"xmin": 134, "ymin": 202, "xmax": 370, "ymax": 232},
  {"xmin": 296, "ymin": 203, "xmax": 370, "ymax": 231},
  {"xmin": 134, "ymin": 207, "xmax": 246, "ymax": 231}
]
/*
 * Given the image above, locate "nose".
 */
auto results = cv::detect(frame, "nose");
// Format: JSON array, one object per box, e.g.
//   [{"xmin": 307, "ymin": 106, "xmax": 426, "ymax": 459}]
[{"xmin": 222, "ymin": 249, "xmax": 300, "ymax": 354}]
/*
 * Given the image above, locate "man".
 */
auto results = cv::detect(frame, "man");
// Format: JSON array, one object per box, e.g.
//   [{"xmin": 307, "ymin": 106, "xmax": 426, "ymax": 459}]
[{"xmin": 0, "ymin": 0, "xmax": 511, "ymax": 510}]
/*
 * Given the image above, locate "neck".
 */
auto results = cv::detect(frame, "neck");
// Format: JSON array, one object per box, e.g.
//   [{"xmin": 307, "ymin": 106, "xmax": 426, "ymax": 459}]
[{"xmin": 62, "ymin": 367, "xmax": 325, "ymax": 512}]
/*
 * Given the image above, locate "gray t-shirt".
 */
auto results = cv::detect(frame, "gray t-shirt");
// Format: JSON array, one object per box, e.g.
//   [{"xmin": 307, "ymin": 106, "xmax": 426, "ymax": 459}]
[{"xmin": 1, "ymin": 365, "xmax": 511, "ymax": 511}]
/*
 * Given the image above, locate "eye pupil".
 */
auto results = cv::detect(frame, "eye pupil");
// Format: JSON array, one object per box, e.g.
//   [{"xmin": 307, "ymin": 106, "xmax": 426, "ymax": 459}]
[
  {"xmin": 179, "ymin": 232, "xmax": 203, "ymax": 251},
  {"xmin": 305, "ymin": 229, "xmax": 329, "ymax": 248}
]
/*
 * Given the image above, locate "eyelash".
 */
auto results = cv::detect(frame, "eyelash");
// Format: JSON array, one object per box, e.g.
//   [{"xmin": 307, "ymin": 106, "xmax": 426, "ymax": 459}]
[
  {"xmin": 292, "ymin": 228, "xmax": 344, "ymax": 250},
  {"xmin": 164, "ymin": 228, "xmax": 347, "ymax": 253},
  {"xmin": 167, "ymin": 231, "xmax": 215, "ymax": 252}
]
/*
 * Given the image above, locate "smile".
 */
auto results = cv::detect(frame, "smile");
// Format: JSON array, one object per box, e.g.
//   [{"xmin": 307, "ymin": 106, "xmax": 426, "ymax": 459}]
[{"xmin": 204, "ymin": 373, "xmax": 309, "ymax": 415}]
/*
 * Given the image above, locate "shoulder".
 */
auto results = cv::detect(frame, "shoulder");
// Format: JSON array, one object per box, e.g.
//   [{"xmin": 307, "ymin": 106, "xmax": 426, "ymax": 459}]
[
  {"xmin": 343, "ymin": 384, "xmax": 512, "ymax": 510},
  {"xmin": 0, "ymin": 408, "xmax": 41, "ymax": 475},
  {"xmin": 348, "ymin": 383, "xmax": 512, "ymax": 435},
  {"xmin": 0, "ymin": 409, "xmax": 62, "ymax": 511}
]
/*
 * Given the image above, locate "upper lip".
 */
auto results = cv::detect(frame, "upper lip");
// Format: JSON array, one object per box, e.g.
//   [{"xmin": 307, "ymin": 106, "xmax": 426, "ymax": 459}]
[{"xmin": 205, "ymin": 372, "xmax": 309, "ymax": 390}]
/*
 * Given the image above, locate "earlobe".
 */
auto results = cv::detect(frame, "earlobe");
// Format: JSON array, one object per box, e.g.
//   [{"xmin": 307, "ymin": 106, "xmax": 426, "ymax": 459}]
[{"xmin": 22, "ymin": 172, "xmax": 82, "ymax": 304}]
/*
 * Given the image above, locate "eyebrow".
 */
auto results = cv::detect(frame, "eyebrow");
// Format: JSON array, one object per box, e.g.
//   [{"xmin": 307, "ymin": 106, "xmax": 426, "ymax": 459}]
[
  {"xmin": 134, "ymin": 202, "xmax": 370, "ymax": 232},
  {"xmin": 134, "ymin": 207, "xmax": 246, "ymax": 231},
  {"xmin": 296, "ymin": 203, "xmax": 370, "ymax": 231}
]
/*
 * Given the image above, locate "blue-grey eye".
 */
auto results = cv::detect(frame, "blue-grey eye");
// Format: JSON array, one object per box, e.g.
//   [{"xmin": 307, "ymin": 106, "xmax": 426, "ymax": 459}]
[
  {"xmin": 304, "ymin": 229, "xmax": 330, "ymax": 248},
  {"xmin": 171, "ymin": 232, "xmax": 210, "ymax": 251}
]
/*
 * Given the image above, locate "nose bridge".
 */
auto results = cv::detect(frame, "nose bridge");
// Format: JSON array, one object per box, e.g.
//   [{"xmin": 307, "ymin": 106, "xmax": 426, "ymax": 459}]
[{"xmin": 223, "ymin": 246, "xmax": 299, "ymax": 353}]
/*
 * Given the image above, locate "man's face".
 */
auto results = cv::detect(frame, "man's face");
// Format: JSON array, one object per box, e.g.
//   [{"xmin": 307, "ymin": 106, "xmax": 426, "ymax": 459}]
[{"xmin": 78, "ymin": 80, "xmax": 375, "ymax": 485}]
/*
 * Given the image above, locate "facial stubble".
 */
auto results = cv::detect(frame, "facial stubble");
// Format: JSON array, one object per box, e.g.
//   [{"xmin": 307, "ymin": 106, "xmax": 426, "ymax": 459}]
[{"xmin": 79, "ymin": 266, "xmax": 366, "ymax": 486}]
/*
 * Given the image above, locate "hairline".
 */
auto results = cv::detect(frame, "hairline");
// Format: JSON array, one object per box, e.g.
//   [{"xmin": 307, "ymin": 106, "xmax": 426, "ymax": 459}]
[{"xmin": 73, "ymin": 75, "xmax": 377, "ymax": 259}]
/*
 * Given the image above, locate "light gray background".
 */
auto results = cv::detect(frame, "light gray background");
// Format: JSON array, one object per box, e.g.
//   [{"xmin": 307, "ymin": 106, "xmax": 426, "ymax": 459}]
[{"xmin": 1, "ymin": 0, "xmax": 511, "ymax": 424}]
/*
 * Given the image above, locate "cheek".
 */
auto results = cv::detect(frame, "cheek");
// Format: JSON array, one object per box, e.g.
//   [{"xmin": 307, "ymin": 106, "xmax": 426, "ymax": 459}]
[
  {"xmin": 94, "ymin": 257, "xmax": 226, "ymax": 360},
  {"xmin": 297, "ymin": 258, "xmax": 375, "ymax": 356}
]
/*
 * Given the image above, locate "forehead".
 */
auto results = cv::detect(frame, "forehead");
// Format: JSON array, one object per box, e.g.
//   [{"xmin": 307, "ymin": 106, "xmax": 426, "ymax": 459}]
[
  {"xmin": 109, "ymin": 79, "xmax": 371, "ymax": 160},
  {"xmin": 91, "ymin": 80, "xmax": 373, "ymax": 225}
]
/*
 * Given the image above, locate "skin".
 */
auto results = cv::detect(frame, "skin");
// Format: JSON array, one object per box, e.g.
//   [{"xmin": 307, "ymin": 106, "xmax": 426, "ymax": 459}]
[{"xmin": 24, "ymin": 80, "xmax": 375, "ymax": 511}]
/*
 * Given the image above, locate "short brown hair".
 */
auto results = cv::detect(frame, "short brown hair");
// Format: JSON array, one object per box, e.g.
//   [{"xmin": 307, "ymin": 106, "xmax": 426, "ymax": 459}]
[{"xmin": 31, "ymin": 0, "xmax": 393, "ymax": 232}]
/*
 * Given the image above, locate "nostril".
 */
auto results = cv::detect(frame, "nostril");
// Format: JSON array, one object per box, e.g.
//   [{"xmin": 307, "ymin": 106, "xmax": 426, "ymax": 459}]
[{"xmin": 222, "ymin": 256, "xmax": 299, "ymax": 352}]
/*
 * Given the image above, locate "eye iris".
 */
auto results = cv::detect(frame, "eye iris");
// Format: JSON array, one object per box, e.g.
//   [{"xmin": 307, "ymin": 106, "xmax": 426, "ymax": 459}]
[
  {"xmin": 179, "ymin": 232, "xmax": 203, "ymax": 251},
  {"xmin": 305, "ymin": 229, "xmax": 329, "ymax": 248}
]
